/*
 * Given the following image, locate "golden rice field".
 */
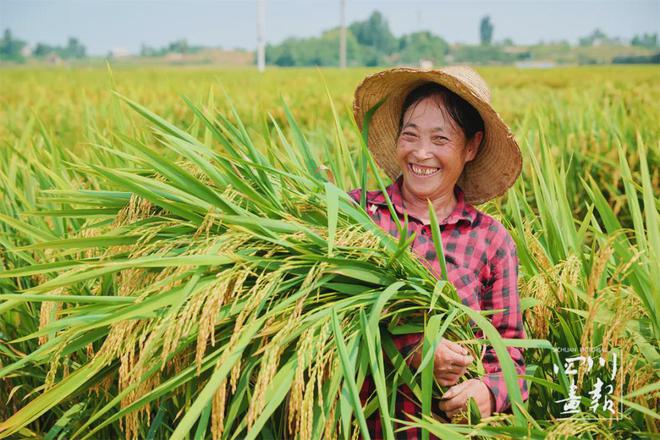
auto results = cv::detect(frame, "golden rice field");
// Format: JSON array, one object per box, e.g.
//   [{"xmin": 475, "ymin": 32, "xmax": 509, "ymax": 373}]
[{"xmin": 0, "ymin": 65, "xmax": 658, "ymax": 439}]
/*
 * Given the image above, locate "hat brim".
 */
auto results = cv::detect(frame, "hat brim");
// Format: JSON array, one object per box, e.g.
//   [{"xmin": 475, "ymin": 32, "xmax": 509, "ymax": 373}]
[{"xmin": 353, "ymin": 67, "xmax": 522, "ymax": 205}]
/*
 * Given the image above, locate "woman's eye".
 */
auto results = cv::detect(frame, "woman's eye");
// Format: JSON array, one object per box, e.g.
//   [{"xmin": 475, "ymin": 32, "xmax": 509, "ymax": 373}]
[{"xmin": 433, "ymin": 136, "xmax": 449, "ymax": 143}]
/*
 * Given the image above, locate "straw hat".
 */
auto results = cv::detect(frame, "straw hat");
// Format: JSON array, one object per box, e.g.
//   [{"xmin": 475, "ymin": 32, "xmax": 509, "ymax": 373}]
[{"xmin": 353, "ymin": 65, "xmax": 522, "ymax": 205}]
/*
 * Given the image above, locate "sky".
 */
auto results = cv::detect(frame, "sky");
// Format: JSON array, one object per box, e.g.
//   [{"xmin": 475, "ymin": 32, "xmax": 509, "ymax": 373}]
[{"xmin": 2, "ymin": 0, "xmax": 659, "ymax": 56}]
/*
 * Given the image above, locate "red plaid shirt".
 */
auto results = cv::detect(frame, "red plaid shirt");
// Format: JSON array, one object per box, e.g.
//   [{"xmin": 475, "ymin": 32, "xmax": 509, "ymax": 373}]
[{"xmin": 348, "ymin": 176, "xmax": 528, "ymax": 439}]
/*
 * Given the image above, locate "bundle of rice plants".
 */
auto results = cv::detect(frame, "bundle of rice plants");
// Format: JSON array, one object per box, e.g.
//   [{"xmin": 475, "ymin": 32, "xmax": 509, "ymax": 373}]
[{"xmin": 0, "ymin": 94, "xmax": 533, "ymax": 440}]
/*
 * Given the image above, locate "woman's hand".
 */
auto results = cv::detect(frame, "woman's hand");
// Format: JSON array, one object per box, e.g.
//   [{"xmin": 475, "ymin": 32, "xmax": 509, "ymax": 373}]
[
  {"xmin": 408, "ymin": 337, "xmax": 474, "ymax": 387},
  {"xmin": 438, "ymin": 378, "xmax": 495, "ymax": 420}
]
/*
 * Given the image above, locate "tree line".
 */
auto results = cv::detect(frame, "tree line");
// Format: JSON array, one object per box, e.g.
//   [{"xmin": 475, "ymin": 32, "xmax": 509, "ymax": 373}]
[
  {"xmin": 266, "ymin": 12, "xmax": 458, "ymax": 67},
  {"xmin": 2, "ymin": 12, "xmax": 658, "ymax": 65},
  {"xmin": 264, "ymin": 13, "xmax": 659, "ymax": 67},
  {"xmin": 0, "ymin": 29, "xmax": 86, "ymax": 62}
]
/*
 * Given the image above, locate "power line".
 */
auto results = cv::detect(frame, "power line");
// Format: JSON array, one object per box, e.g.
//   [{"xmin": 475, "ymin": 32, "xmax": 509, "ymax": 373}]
[
  {"xmin": 256, "ymin": 0, "xmax": 265, "ymax": 71},
  {"xmin": 339, "ymin": 0, "xmax": 346, "ymax": 68}
]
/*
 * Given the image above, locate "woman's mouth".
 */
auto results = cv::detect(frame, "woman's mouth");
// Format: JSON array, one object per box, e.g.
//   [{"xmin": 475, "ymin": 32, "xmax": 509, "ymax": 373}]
[{"xmin": 408, "ymin": 163, "xmax": 441, "ymax": 177}]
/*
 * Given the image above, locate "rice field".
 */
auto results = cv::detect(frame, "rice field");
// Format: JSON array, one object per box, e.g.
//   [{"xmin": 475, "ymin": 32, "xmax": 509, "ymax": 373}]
[{"xmin": 0, "ymin": 64, "xmax": 658, "ymax": 439}]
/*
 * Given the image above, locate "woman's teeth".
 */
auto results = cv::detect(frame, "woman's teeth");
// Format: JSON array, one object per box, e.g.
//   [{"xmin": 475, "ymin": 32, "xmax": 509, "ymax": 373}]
[{"xmin": 409, "ymin": 163, "xmax": 440, "ymax": 176}]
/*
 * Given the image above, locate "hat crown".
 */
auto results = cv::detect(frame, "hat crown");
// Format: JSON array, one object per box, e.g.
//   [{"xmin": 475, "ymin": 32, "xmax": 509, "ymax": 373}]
[{"xmin": 440, "ymin": 65, "xmax": 491, "ymax": 103}]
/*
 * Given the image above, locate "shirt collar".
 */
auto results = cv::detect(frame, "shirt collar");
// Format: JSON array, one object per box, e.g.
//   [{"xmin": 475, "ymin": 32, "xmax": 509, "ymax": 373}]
[{"xmin": 366, "ymin": 174, "xmax": 477, "ymax": 226}]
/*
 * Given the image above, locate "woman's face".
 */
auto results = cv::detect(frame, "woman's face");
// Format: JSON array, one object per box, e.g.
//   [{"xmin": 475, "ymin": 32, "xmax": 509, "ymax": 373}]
[{"xmin": 395, "ymin": 95, "xmax": 482, "ymax": 201}]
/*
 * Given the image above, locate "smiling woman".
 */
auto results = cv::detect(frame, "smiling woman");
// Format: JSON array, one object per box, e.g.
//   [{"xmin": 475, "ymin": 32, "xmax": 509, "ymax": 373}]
[
  {"xmin": 395, "ymin": 82, "xmax": 483, "ymax": 225},
  {"xmin": 349, "ymin": 66, "xmax": 528, "ymax": 438}
]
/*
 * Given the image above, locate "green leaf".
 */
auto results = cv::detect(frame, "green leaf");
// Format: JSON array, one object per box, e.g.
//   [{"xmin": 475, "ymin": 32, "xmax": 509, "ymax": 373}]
[{"xmin": 331, "ymin": 309, "xmax": 371, "ymax": 440}]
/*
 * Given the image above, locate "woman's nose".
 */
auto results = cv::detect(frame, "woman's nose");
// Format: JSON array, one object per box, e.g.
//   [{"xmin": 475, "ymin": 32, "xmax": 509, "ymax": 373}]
[{"xmin": 411, "ymin": 143, "xmax": 434, "ymax": 160}]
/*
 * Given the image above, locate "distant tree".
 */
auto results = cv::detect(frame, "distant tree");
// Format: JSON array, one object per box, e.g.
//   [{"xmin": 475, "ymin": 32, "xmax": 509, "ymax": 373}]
[
  {"xmin": 265, "ymin": 38, "xmax": 293, "ymax": 66},
  {"xmin": 163, "ymin": 38, "xmax": 204, "ymax": 54},
  {"xmin": 266, "ymin": 29, "xmax": 363, "ymax": 67},
  {"xmin": 452, "ymin": 44, "xmax": 515, "ymax": 64},
  {"xmin": 613, "ymin": 52, "xmax": 660, "ymax": 64},
  {"xmin": 398, "ymin": 31, "xmax": 449, "ymax": 65},
  {"xmin": 479, "ymin": 16, "xmax": 493, "ymax": 45},
  {"xmin": 578, "ymin": 29, "xmax": 609, "ymax": 46},
  {"xmin": 631, "ymin": 33, "xmax": 658, "ymax": 48},
  {"xmin": 31, "ymin": 37, "xmax": 87, "ymax": 59},
  {"xmin": 0, "ymin": 28, "xmax": 27, "ymax": 61},
  {"xmin": 140, "ymin": 44, "xmax": 157, "ymax": 57},
  {"xmin": 64, "ymin": 37, "xmax": 86, "ymax": 58},
  {"xmin": 349, "ymin": 11, "xmax": 397, "ymax": 55},
  {"xmin": 34, "ymin": 42, "xmax": 56, "ymax": 57},
  {"xmin": 139, "ymin": 39, "xmax": 203, "ymax": 57},
  {"xmin": 168, "ymin": 39, "xmax": 190, "ymax": 54}
]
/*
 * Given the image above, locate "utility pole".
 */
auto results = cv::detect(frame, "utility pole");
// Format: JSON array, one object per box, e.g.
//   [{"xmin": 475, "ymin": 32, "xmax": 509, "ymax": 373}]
[
  {"xmin": 339, "ymin": 0, "xmax": 346, "ymax": 68},
  {"xmin": 257, "ymin": 0, "xmax": 265, "ymax": 72}
]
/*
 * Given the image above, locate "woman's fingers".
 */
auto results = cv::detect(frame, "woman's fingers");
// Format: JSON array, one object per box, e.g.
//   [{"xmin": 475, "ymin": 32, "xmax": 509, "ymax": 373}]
[
  {"xmin": 438, "ymin": 338, "xmax": 473, "ymax": 366},
  {"xmin": 429, "ymin": 339, "xmax": 475, "ymax": 385},
  {"xmin": 441, "ymin": 348, "xmax": 473, "ymax": 367},
  {"xmin": 435, "ymin": 362, "xmax": 465, "ymax": 375},
  {"xmin": 435, "ymin": 360, "xmax": 470, "ymax": 386},
  {"xmin": 411, "ymin": 341, "xmax": 472, "ymax": 371},
  {"xmin": 438, "ymin": 392, "xmax": 467, "ymax": 413},
  {"xmin": 443, "ymin": 338, "xmax": 468, "ymax": 356},
  {"xmin": 437, "ymin": 374, "xmax": 461, "ymax": 387}
]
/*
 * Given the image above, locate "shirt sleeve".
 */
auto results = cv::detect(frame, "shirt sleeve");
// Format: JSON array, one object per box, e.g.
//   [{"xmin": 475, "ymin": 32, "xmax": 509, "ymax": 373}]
[{"xmin": 479, "ymin": 228, "xmax": 529, "ymax": 413}]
